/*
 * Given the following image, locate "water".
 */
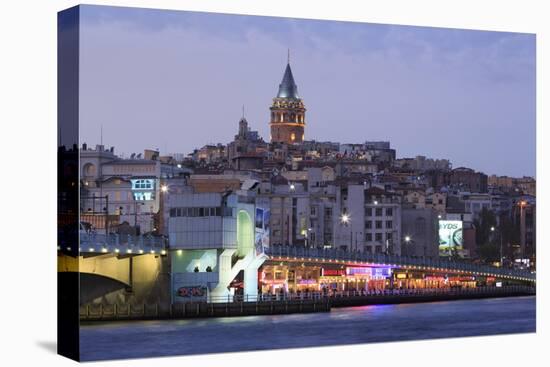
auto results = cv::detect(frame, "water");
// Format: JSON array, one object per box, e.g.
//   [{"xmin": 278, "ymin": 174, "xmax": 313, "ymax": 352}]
[{"xmin": 80, "ymin": 296, "xmax": 536, "ymax": 361}]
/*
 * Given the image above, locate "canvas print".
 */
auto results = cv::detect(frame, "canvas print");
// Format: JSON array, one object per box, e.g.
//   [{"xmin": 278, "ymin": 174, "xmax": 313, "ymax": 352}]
[{"xmin": 57, "ymin": 4, "xmax": 536, "ymax": 362}]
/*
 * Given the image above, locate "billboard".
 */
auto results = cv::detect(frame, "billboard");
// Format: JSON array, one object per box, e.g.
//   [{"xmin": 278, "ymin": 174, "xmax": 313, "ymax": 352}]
[
  {"xmin": 255, "ymin": 207, "xmax": 270, "ymax": 253},
  {"xmin": 439, "ymin": 220, "xmax": 463, "ymax": 255}
]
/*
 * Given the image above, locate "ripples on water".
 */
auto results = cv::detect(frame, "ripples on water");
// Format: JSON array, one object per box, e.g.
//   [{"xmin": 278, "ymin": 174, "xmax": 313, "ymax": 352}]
[{"xmin": 80, "ymin": 296, "xmax": 535, "ymax": 361}]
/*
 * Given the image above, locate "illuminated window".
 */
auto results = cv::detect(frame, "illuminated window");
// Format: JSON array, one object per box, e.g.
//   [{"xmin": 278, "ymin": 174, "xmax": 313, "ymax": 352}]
[
  {"xmin": 302, "ymin": 133, "xmax": 304, "ymax": 141},
  {"xmin": 291, "ymin": 133, "xmax": 295, "ymax": 141},
  {"xmin": 132, "ymin": 179, "xmax": 154, "ymax": 190}
]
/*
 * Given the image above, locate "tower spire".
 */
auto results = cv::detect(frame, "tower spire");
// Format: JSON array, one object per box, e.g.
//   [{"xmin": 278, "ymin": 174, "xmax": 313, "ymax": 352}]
[{"xmin": 270, "ymin": 56, "xmax": 306, "ymax": 144}]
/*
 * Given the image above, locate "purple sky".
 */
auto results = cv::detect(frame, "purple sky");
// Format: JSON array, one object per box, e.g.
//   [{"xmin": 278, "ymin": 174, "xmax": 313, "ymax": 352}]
[{"xmin": 79, "ymin": 5, "xmax": 536, "ymax": 177}]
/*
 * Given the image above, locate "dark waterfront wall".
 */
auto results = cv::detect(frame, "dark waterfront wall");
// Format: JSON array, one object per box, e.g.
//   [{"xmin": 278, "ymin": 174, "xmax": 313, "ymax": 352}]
[
  {"xmin": 81, "ymin": 298, "xmax": 331, "ymax": 321},
  {"xmin": 79, "ymin": 286, "xmax": 533, "ymax": 321}
]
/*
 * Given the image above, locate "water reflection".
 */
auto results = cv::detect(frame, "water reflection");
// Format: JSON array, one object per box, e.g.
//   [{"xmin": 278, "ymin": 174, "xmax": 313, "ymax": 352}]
[{"xmin": 80, "ymin": 296, "xmax": 535, "ymax": 361}]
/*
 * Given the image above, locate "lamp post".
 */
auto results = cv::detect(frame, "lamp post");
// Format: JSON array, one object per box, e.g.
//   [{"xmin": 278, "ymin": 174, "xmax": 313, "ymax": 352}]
[
  {"xmin": 518, "ymin": 200, "xmax": 527, "ymax": 263},
  {"xmin": 340, "ymin": 213, "xmax": 351, "ymax": 251},
  {"xmin": 490, "ymin": 225, "xmax": 503, "ymax": 266},
  {"xmin": 157, "ymin": 184, "xmax": 169, "ymax": 235},
  {"xmin": 404, "ymin": 235, "xmax": 412, "ymax": 257},
  {"xmin": 499, "ymin": 230, "xmax": 504, "ymax": 267}
]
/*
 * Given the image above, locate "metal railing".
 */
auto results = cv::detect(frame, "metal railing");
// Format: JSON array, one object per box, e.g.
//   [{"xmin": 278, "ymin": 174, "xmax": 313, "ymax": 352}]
[
  {"xmin": 266, "ymin": 245, "xmax": 536, "ymax": 281},
  {"xmin": 62, "ymin": 232, "xmax": 167, "ymax": 254},
  {"xmin": 219, "ymin": 285, "xmax": 534, "ymax": 303},
  {"xmin": 80, "ymin": 285, "xmax": 535, "ymax": 320}
]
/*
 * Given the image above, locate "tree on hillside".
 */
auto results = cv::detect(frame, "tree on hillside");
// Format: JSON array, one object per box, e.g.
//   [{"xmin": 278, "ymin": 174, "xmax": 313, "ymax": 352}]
[{"xmin": 474, "ymin": 207, "xmax": 497, "ymax": 248}]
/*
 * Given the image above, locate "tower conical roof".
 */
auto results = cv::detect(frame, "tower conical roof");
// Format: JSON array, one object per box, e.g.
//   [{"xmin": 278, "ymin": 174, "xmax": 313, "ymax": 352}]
[{"xmin": 277, "ymin": 63, "xmax": 300, "ymax": 99}]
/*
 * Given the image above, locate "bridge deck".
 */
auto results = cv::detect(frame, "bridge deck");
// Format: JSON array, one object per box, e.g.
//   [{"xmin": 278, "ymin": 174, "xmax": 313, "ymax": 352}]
[{"xmin": 265, "ymin": 245, "xmax": 536, "ymax": 282}]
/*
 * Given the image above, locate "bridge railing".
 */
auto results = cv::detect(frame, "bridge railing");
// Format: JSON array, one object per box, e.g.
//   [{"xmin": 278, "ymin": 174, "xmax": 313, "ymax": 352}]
[
  {"xmin": 75, "ymin": 233, "xmax": 167, "ymax": 253},
  {"xmin": 250, "ymin": 285, "xmax": 534, "ymax": 302},
  {"xmin": 266, "ymin": 245, "xmax": 536, "ymax": 281},
  {"xmin": 80, "ymin": 285, "xmax": 535, "ymax": 320}
]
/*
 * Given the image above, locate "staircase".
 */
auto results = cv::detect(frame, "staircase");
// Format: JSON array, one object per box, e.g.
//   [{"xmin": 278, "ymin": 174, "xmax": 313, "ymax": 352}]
[{"xmin": 209, "ymin": 248, "xmax": 267, "ymax": 302}]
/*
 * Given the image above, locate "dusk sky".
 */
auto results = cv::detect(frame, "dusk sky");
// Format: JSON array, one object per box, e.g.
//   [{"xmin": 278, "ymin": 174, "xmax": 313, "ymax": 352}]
[{"xmin": 79, "ymin": 5, "xmax": 536, "ymax": 177}]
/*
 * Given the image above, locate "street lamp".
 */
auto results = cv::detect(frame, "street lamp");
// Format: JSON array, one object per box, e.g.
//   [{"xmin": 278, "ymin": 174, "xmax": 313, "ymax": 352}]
[
  {"xmin": 340, "ymin": 213, "xmax": 350, "ymax": 224},
  {"xmin": 340, "ymin": 213, "xmax": 352, "ymax": 251},
  {"xmin": 518, "ymin": 200, "xmax": 527, "ymax": 263},
  {"xmin": 160, "ymin": 184, "xmax": 168, "ymax": 193},
  {"xmin": 404, "ymin": 235, "xmax": 412, "ymax": 257}
]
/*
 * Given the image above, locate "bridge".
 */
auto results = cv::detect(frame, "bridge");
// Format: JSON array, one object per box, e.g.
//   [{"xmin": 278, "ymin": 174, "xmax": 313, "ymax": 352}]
[
  {"xmin": 58, "ymin": 233, "xmax": 170, "ymax": 305},
  {"xmin": 265, "ymin": 245, "xmax": 536, "ymax": 283},
  {"xmin": 59, "ymin": 235, "xmax": 534, "ymax": 308}
]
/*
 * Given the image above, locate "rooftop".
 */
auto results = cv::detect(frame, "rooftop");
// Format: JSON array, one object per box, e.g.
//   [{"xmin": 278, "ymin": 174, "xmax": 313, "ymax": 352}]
[{"xmin": 276, "ymin": 63, "xmax": 300, "ymax": 99}]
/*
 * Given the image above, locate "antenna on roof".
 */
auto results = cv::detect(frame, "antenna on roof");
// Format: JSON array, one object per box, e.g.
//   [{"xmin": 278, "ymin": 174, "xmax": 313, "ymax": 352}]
[
  {"xmin": 242, "ymin": 104, "xmax": 245, "ymax": 119},
  {"xmin": 287, "ymin": 48, "xmax": 290, "ymax": 64},
  {"xmin": 100, "ymin": 124, "xmax": 103, "ymax": 146}
]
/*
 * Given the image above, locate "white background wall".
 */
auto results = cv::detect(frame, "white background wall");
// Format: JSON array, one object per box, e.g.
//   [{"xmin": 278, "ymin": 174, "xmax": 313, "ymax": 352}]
[{"xmin": 0, "ymin": 1, "xmax": 548, "ymax": 367}]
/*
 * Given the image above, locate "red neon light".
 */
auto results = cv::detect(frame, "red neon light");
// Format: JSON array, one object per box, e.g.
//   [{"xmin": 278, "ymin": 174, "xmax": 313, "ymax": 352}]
[{"xmin": 322, "ymin": 269, "xmax": 345, "ymax": 276}]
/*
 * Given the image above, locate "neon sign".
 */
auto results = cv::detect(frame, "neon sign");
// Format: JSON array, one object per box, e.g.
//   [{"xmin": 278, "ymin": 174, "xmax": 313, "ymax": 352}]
[
  {"xmin": 346, "ymin": 267, "xmax": 391, "ymax": 277},
  {"xmin": 321, "ymin": 269, "xmax": 346, "ymax": 276}
]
